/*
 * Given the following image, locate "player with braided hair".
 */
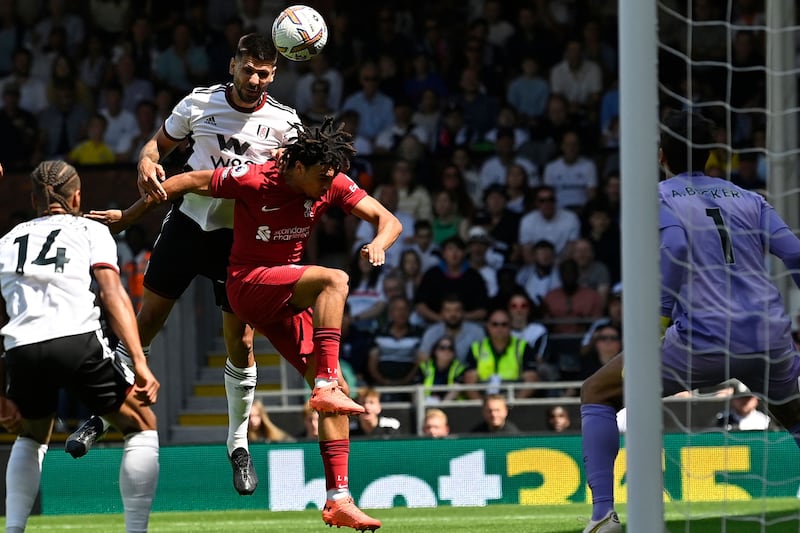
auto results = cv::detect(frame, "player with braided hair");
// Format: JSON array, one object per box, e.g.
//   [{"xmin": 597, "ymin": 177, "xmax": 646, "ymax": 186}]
[
  {"xmin": 88, "ymin": 119, "xmax": 400, "ymax": 531},
  {"xmin": 0, "ymin": 161, "xmax": 160, "ymax": 533}
]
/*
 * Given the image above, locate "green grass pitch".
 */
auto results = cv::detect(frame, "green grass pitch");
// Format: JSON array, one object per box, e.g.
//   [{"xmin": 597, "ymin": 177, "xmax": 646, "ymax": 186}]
[{"xmin": 15, "ymin": 499, "xmax": 800, "ymax": 532}]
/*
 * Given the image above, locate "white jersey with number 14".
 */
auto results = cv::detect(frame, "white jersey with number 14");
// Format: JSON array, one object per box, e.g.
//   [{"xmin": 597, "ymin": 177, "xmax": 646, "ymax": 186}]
[{"xmin": 0, "ymin": 215, "xmax": 119, "ymax": 350}]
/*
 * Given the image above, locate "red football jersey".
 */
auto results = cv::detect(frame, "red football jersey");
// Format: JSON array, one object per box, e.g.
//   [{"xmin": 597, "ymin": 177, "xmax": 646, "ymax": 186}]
[{"xmin": 209, "ymin": 160, "xmax": 366, "ymax": 273}]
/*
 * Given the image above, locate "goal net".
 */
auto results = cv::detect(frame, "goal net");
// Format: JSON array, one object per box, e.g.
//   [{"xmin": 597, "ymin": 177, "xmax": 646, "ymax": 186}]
[{"xmin": 651, "ymin": 0, "xmax": 800, "ymax": 530}]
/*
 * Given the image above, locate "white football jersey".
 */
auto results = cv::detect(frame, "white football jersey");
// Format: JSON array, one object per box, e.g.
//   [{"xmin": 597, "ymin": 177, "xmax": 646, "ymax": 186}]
[
  {"xmin": 0, "ymin": 215, "xmax": 119, "ymax": 350},
  {"xmin": 163, "ymin": 84, "xmax": 300, "ymax": 231}
]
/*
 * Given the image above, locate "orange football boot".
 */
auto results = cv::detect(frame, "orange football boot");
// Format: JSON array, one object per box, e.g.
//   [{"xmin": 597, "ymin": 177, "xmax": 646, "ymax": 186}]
[
  {"xmin": 309, "ymin": 383, "xmax": 366, "ymax": 415},
  {"xmin": 322, "ymin": 497, "xmax": 381, "ymax": 531}
]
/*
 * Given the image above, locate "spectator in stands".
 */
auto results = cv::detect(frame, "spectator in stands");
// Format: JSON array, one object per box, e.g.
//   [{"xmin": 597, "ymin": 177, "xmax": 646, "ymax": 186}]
[
  {"xmin": 732, "ymin": 151, "xmax": 764, "ymax": 192},
  {"xmin": 46, "ymin": 53, "xmax": 93, "ymax": 110},
  {"xmin": 155, "ymin": 22, "xmax": 210, "ymax": 94},
  {"xmin": 504, "ymin": 163, "xmax": 534, "ymax": 215},
  {"xmin": 570, "ymin": 238, "xmax": 611, "ymax": 305},
  {"xmin": 0, "ymin": 82, "xmax": 39, "ymax": 169},
  {"xmin": 206, "ymin": 17, "xmax": 245, "ymax": 83},
  {"xmin": 465, "ymin": 226, "xmax": 502, "ymax": 297},
  {"xmin": 431, "ymin": 189, "xmax": 469, "ymax": 245},
  {"xmin": 324, "ymin": 11, "xmax": 364, "ymax": 90},
  {"xmin": 422, "ymin": 408, "xmax": 451, "ymax": 438},
  {"xmin": 470, "ymin": 394, "xmax": 520, "ymax": 434},
  {"xmin": 582, "ymin": 283, "xmax": 623, "ymax": 354},
  {"xmin": 374, "ymin": 158, "xmax": 433, "ymax": 223},
  {"xmin": 1, "ymin": 47, "xmax": 48, "ymax": 114},
  {"xmin": 78, "ymin": 34, "xmax": 108, "ymax": 95},
  {"xmin": 248, "ymin": 400, "xmax": 295, "ymax": 443},
  {"xmin": 433, "ymin": 103, "xmax": 476, "ymax": 156},
  {"xmin": 517, "ymin": 240, "xmax": 561, "ymax": 306},
  {"xmin": 295, "ymin": 53, "xmax": 343, "ymax": 116},
  {"xmin": 341, "ymin": 62, "xmax": 394, "ymax": 143},
  {"xmin": 113, "ymin": 15, "xmax": 158, "ymax": 81},
  {"xmin": 463, "ymin": 308, "xmax": 540, "ymax": 399},
  {"xmin": 437, "ymin": 164, "xmax": 476, "ymax": 220},
  {"xmin": 576, "ymin": 324, "xmax": 622, "ymax": 386},
  {"xmin": 450, "ymin": 66, "xmax": 498, "ymax": 139},
  {"xmin": 374, "ymin": 98, "xmax": 430, "ymax": 156},
  {"xmin": 714, "ymin": 387, "xmax": 773, "ymax": 431},
  {"xmin": 419, "ymin": 335, "xmax": 466, "ymax": 403},
  {"xmin": 367, "ymin": 296, "xmax": 424, "ymax": 394},
  {"xmin": 546, "ymin": 405, "xmax": 572, "ymax": 432},
  {"xmin": 581, "ymin": 203, "xmax": 621, "ymax": 284},
  {"xmin": 417, "ymin": 293, "xmax": 485, "ymax": 366},
  {"xmin": 300, "ymin": 78, "xmax": 337, "ymax": 129},
  {"xmin": 518, "ymin": 185, "xmax": 581, "ymax": 258},
  {"xmin": 336, "ymin": 109, "xmax": 373, "ymax": 157},
  {"xmin": 478, "ymin": 127, "xmax": 538, "ymax": 193},
  {"xmin": 404, "ymin": 52, "xmax": 448, "ymax": 109},
  {"xmin": 25, "ymin": 0, "xmax": 84, "ymax": 57},
  {"xmin": 543, "ymin": 259, "xmax": 603, "ymax": 335},
  {"xmin": 416, "ymin": 236, "xmax": 489, "ymax": 324},
  {"xmin": 507, "ymin": 291, "xmax": 552, "ymax": 378},
  {"xmin": 340, "ymin": 303, "xmax": 373, "ymax": 388},
  {"xmin": 237, "ymin": 0, "xmax": 273, "ymax": 34},
  {"xmin": 111, "ymin": 52, "xmax": 154, "ymax": 114},
  {"xmin": 411, "ymin": 89, "xmax": 443, "ymax": 153},
  {"xmin": 542, "ymin": 130, "xmax": 598, "ymax": 210},
  {"xmin": 120, "ymin": 224, "xmax": 151, "ymax": 313},
  {"xmin": 582, "ymin": 20, "xmax": 617, "ymax": 77},
  {"xmin": 484, "ymin": 104, "xmax": 531, "ymax": 151},
  {"xmin": 506, "ymin": 55, "xmax": 550, "ymax": 126},
  {"xmin": 549, "ymin": 38, "xmax": 602, "ymax": 115},
  {"xmin": 297, "ymin": 400, "xmax": 320, "ymax": 440},
  {"xmin": 473, "ymin": 184, "xmax": 521, "ymax": 264},
  {"xmin": 99, "ymin": 82, "xmax": 138, "ymax": 159},
  {"xmin": 394, "ymin": 250, "xmax": 423, "ymax": 314},
  {"xmin": 376, "ymin": 53, "xmax": 405, "ymax": 104},
  {"xmin": 503, "ymin": 4, "xmax": 562, "ymax": 72},
  {"xmin": 350, "ymin": 388, "xmax": 401, "ymax": 438},
  {"xmin": 67, "ymin": 113, "xmax": 115, "ymax": 165},
  {"xmin": 524, "ymin": 94, "xmax": 579, "ymax": 169},
  {"xmin": 119, "ymin": 99, "xmax": 159, "ymax": 163}
]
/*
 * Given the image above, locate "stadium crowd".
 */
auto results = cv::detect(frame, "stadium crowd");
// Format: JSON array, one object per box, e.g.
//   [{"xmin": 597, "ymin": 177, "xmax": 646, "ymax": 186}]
[{"xmin": 0, "ymin": 0, "xmax": 775, "ymax": 432}]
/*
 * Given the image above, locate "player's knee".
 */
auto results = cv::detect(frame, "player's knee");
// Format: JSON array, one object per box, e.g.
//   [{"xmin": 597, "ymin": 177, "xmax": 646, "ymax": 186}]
[{"xmin": 324, "ymin": 269, "xmax": 349, "ymax": 296}]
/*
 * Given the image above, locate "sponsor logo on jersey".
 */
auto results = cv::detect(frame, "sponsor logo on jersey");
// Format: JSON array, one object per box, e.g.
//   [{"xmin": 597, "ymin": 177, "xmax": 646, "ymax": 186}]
[
  {"xmin": 270, "ymin": 226, "xmax": 310, "ymax": 241},
  {"xmin": 256, "ymin": 225, "xmax": 272, "ymax": 241}
]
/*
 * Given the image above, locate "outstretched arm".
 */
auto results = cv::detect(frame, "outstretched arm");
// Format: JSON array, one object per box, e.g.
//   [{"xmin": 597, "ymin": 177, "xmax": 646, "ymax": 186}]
[
  {"xmin": 350, "ymin": 195, "xmax": 403, "ymax": 266},
  {"xmin": 87, "ymin": 169, "xmax": 215, "ymax": 232}
]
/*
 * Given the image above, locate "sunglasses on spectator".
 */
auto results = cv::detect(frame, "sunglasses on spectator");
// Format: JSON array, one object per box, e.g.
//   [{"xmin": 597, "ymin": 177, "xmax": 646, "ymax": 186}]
[
  {"xmin": 537, "ymin": 196, "xmax": 556, "ymax": 203},
  {"xmin": 510, "ymin": 302, "xmax": 529, "ymax": 310},
  {"xmin": 489, "ymin": 321, "xmax": 510, "ymax": 327},
  {"xmin": 596, "ymin": 335, "xmax": 620, "ymax": 341},
  {"xmin": 436, "ymin": 344, "xmax": 454, "ymax": 350}
]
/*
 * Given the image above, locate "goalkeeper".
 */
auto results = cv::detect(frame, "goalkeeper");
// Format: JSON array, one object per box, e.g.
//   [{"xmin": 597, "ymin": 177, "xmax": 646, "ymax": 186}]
[{"xmin": 580, "ymin": 110, "xmax": 800, "ymax": 533}]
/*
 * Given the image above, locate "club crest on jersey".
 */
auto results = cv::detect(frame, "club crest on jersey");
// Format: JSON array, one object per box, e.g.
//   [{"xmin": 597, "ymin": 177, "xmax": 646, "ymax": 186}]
[
  {"xmin": 304, "ymin": 199, "xmax": 314, "ymax": 219},
  {"xmin": 221, "ymin": 164, "xmax": 249, "ymax": 180},
  {"xmin": 257, "ymin": 124, "xmax": 270, "ymax": 140}
]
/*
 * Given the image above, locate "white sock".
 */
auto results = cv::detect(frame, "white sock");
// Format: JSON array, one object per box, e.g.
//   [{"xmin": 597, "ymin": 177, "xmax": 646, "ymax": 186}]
[
  {"xmin": 314, "ymin": 378, "xmax": 337, "ymax": 387},
  {"xmin": 224, "ymin": 359, "xmax": 257, "ymax": 455},
  {"xmin": 327, "ymin": 488, "xmax": 351, "ymax": 501},
  {"xmin": 5, "ymin": 437, "xmax": 47, "ymax": 531},
  {"xmin": 120, "ymin": 430, "xmax": 159, "ymax": 533}
]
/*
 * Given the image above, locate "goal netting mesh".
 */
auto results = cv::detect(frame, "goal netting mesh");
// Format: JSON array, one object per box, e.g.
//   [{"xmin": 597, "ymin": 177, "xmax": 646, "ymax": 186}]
[{"xmin": 655, "ymin": 0, "xmax": 800, "ymax": 530}]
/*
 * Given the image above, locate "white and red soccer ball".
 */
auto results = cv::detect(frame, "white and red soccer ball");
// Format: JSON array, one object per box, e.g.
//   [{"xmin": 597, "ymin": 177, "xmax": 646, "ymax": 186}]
[{"xmin": 272, "ymin": 5, "xmax": 328, "ymax": 62}]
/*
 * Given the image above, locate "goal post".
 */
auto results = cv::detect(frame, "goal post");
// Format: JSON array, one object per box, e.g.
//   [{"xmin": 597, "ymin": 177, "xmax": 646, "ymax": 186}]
[{"xmin": 619, "ymin": 0, "xmax": 664, "ymax": 530}]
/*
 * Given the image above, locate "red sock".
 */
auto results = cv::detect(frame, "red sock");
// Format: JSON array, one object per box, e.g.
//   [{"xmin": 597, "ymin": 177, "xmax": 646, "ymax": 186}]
[
  {"xmin": 319, "ymin": 439, "xmax": 349, "ymax": 492},
  {"xmin": 313, "ymin": 328, "xmax": 341, "ymax": 381}
]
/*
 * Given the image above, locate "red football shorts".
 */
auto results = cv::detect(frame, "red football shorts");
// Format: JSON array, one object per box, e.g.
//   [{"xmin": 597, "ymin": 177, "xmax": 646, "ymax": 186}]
[{"xmin": 227, "ymin": 264, "xmax": 314, "ymax": 375}]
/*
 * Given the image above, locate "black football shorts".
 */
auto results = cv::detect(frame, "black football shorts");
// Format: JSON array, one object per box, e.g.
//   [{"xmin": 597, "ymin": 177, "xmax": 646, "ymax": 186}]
[
  {"xmin": 5, "ymin": 331, "xmax": 134, "ymax": 419},
  {"xmin": 144, "ymin": 206, "xmax": 233, "ymax": 310}
]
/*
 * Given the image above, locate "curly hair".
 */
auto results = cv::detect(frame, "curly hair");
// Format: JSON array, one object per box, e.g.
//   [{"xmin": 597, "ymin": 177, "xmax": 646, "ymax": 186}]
[
  {"xmin": 281, "ymin": 117, "xmax": 356, "ymax": 175},
  {"xmin": 31, "ymin": 160, "xmax": 81, "ymax": 215}
]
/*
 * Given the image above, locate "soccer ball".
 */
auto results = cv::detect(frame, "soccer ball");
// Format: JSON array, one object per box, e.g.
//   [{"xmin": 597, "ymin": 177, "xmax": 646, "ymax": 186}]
[{"xmin": 272, "ymin": 5, "xmax": 328, "ymax": 62}]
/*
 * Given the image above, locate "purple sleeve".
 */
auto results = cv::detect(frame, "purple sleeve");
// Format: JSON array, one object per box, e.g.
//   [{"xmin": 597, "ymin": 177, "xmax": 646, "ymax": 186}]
[
  {"xmin": 763, "ymin": 206, "xmax": 800, "ymax": 288},
  {"xmin": 660, "ymin": 225, "xmax": 688, "ymax": 317}
]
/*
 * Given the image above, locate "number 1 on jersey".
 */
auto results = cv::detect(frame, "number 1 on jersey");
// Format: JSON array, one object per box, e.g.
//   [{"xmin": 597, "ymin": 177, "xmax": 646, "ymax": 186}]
[{"xmin": 705, "ymin": 207, "xmax": 735, "ymax": 264}]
